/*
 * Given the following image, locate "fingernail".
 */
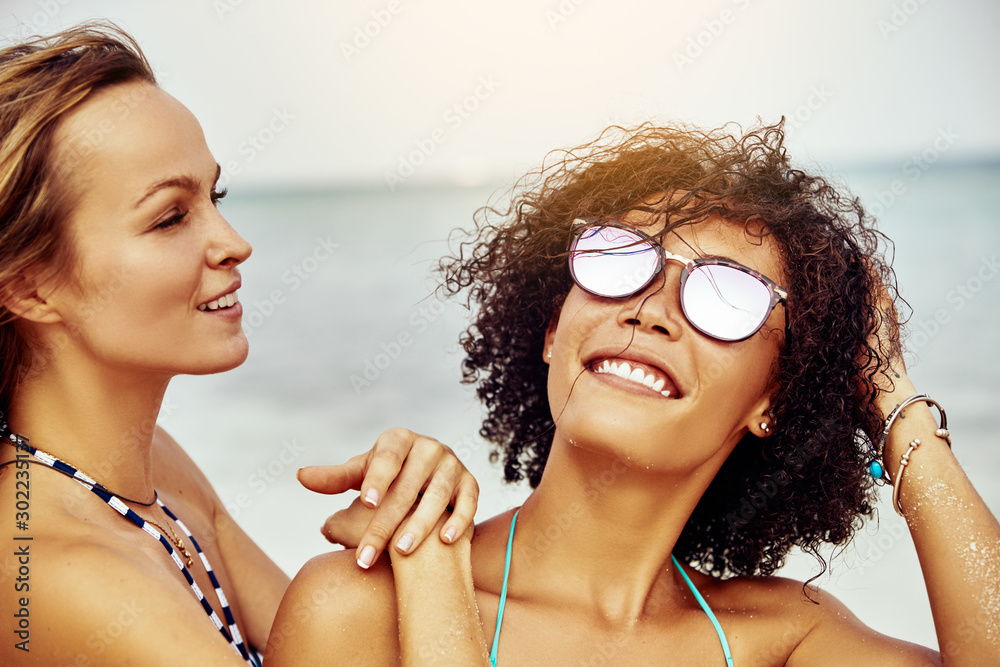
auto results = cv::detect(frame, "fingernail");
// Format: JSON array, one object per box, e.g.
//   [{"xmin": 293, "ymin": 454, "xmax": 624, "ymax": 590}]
[
  {"xmin": 364, "ymin": 488, "xmax": 379, "ymax": 507},
  {"xmin": 357, "ymin": 545, "xmax": 376, "ymax": 569},
  {"xmin": 444, "ymin": 527, "xmax": 457, "ymax": 543},
  {"xmin": 295, "ymin": 468, "xmax": 303, "ymax": 481},
  {"xmin": 396, "ymin": 533, "xmax": 414, "ymax": 553}
]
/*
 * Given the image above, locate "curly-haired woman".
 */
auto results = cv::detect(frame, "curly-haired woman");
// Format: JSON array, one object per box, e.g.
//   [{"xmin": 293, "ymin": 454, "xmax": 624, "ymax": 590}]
[{"xmin": 273, "ymin": 122, "xmax": 1000, "ymax": 665}]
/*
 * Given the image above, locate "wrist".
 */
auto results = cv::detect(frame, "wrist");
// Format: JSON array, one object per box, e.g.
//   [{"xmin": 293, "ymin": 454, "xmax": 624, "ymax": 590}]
[
  {"xmin": 388, "ymin": 517, "xmax": 471, "ymax": 567},
  {"xmin": 872, "ymin": 390, "xmax": 954, "ymax": 517},
  {"xmin": 874, "ymin": 373, "xmax": 918, "ymax": 421}
]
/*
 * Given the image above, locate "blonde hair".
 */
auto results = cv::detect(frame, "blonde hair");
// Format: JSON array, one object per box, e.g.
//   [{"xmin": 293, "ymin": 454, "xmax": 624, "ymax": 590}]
[{"xmin": 0, "ymin": 22, "xmax": 156, "ymax": 411}]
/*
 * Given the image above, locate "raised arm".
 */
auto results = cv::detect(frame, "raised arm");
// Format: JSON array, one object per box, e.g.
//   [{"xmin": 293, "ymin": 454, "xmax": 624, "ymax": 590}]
[
  {"xmin": 793, "ymin": 277, "xmax": 999, "ymax": 664},
  {"xmin": 875, "ymin": 370, "xmax": 1000, "ymax": 663}
]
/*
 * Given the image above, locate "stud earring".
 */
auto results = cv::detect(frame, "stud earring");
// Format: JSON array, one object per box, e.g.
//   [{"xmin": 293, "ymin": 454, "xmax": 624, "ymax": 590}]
[
  {"xmin": 759, "ymin": 421, "xmax": 769, "ymax": 432},
  {"xmin": 547, "ymin": 350, "xmax": 552, "ymax": 359}
]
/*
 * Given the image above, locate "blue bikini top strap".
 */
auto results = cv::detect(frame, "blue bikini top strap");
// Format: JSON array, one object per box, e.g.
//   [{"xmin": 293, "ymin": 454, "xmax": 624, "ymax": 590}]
[
  {"xmin": 490, "ymin": 508, "xmax": 519, "ymax": 667},
  {"xmin": 671, "ymin": 554, "xmax": 735, "ymax": 667},
  {"xmin": 488, "ymin": 513, "xmax": 732, "ymax": 667}
]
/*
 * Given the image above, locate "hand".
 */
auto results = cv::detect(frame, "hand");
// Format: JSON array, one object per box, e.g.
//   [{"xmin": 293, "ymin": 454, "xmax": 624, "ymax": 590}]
[{"xmin": 296, "ymin": 428, "xmax": 479, "ymax": 569}]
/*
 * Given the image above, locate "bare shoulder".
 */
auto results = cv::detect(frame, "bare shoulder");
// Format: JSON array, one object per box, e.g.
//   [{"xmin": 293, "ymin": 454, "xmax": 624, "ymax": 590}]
[
  {"xmin": 779, "ymin": 581, "xmax": 940, "ymax": 666},
  {"xmin": 265, "ymin": 549, "xmax": 401, "ymax": 666},
  {"xmin": 0, "ymin": 536, "xmax": 248, "ymax": 666},
  {"xmin": 697, "ymin": 573, "xmax": 939, "ymax": 666}
]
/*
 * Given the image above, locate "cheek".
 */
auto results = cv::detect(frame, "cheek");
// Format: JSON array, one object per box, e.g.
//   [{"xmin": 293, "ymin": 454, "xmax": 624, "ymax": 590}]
[
  {"xmin": 70, "ymin": 240, "xmax": 201, "ymax": 331},
  {"xmin": 697, "ymin": 337, "xmax": 778, "ymax": 414}
]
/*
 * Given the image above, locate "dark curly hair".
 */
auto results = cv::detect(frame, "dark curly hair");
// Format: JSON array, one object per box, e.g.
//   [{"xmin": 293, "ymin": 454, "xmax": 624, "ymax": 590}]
[{"xmin": 438, "ymin": 120, "xmax": 901, "ymax": 579}]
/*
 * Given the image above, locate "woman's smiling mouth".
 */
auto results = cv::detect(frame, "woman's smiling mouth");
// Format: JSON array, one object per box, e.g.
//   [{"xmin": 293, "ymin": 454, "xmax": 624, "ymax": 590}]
[
  {"xmin": 590, "ymin": 358, "xmax": 678, "ymax": 399},
  {"xmin": 198, "ymin": 290, "xmax": 238, "ymax": 311}
]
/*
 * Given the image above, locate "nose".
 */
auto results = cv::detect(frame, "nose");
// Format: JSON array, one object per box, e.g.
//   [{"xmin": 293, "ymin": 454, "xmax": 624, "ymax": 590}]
[
  {"xmin": 206, "ymin": 209, "xmax": 252, "ymax": 268},
  {"xmin": 616, "ymin": 265, "xmax": 685, "ymax": 339}
]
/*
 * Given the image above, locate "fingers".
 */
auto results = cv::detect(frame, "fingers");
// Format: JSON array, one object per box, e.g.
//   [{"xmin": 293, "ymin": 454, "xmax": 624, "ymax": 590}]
[
  {"xmin": 355, "ymin": 428, "xmax": 413, "ymax": 509},
  {"xmin": 352, "ymin": 429, "xmax": 481, "ymax": 568},
  {"xmin": 389, "ymin": 455, "xmax": 467, "ymax": 553},
  {"xmin": 320, "ymin": 496, "xmax": 373, "ymax": 548},
  {"xmin": 296, "ymin": 452, "xmax": 368, "ymax": 495},
  {"xmin": 441, "ymin": 473, "xmax": 479, "ymax": 544},
  {"xmin": 353, "ymin": 440, "xmax": 444, "ymax": 567}
]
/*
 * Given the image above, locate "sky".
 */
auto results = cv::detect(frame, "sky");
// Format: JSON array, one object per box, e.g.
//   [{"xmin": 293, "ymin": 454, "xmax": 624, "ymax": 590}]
[{"xmin": 1, "ymin": 0, "xmax": 998, "ymax": 191}]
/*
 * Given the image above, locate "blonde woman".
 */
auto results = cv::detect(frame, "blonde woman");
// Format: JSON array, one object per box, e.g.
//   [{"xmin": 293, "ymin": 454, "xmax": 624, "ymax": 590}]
[{"xmin": 0, "ymin": 24, "xmax": 482, "ymax": 665}]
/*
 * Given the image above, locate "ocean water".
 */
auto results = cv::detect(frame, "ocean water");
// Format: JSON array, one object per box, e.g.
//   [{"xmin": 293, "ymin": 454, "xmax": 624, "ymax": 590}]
[{"xmin": 161, "ymin": 163, "xmax": 1000, "ymax": 650}]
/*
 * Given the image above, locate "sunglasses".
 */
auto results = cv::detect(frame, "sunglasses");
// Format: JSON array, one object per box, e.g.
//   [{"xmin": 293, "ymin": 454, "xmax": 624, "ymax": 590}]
[{"xmin": 568, "ymin": 221, "xmax": 789, "ymax": 342}]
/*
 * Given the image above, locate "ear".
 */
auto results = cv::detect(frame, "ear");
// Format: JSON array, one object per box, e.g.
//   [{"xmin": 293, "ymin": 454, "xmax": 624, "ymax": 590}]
[
  {"xmin": 744, "ymin": 380, "xmax": 779, "ymax": 438},
  {"xmin": 2, "ymin": 275, "xmax": 63, "ymax": 324}
]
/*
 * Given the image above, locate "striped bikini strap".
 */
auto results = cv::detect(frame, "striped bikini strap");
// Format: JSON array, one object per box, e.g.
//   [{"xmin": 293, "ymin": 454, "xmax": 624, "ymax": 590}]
[
  {"xmin": 11, "ymin": 438, "xmax": 261, "ymax": 666},
  {"xmin": 160, "ymin": 501, "xmax": 259, "ymax": 665}
]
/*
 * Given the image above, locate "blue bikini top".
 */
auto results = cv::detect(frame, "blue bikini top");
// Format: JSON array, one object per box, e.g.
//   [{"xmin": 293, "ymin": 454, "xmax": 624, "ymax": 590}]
[{"xmin": 489, "ymin": 509, "xmax": 734, "ymax": 667}]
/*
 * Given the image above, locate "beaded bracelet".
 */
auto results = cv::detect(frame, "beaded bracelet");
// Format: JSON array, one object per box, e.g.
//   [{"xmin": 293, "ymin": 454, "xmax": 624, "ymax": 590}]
[{"xmin": 868, "ymin": 393, "xmax": 952, "ymax": 516}]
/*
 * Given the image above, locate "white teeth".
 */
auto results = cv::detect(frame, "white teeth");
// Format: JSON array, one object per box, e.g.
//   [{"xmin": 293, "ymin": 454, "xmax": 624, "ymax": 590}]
[
  {"xmin": 198, "ymin": 290, "xmax": 239, "ymax": 311},
  {"xmin": 592, "ymin": 358, "xmax": 675, "ymax": 398}
]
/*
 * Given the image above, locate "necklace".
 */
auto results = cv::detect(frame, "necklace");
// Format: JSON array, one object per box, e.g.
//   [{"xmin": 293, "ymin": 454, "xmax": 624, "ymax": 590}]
[
  {"xmin": 0, "ymin": 414, "xmax": 260, "ymax": 666},
  {"xmin": 145, "ymin": 517, "xmax": 194, "ymax": 567},
  {"xmin": 0, "ymin": 416, "xmax": 158, "ymax": 506},
  {"xmin": 0, "ymin": 416, "xmax": 191, "ymax": 565}
]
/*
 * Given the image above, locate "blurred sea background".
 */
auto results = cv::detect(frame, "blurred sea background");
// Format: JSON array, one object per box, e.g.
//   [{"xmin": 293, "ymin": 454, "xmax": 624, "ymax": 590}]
[{"xmin": 4, "ymin": 0, "xmax": 999, "ymax": 652}]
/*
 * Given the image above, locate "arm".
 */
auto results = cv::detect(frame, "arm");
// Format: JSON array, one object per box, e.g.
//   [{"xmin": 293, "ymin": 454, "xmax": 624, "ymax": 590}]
[
  {"xmin": 875, "ymin": 372, "xmax": 1000, "ymax": 663},
  {"xmin": 297, "ymin": 428, "xmax": 479, "ymax": 568},
  {"xmin": 869, "ymin": 277, "xmax": 1000, "ymax": 663},
  {"xmin": 263, "ymin": 515, "xmax": 489, "ymax": 667},
  {"xmin": 160, "ymin": 426, "xmax": 479, "ymax": 651},
  {"xmin": 788, "ymin": 372, "xmax": 999, "ymax": 666},
  {"xmin": 793, "ymin": 284, "xmax": 999, "ymax": 664},
  {"xmin": 265, "ymin": 429, "xmax": 487, "ymax": 664},
  {"xmin": 389, "ymin": 518, "xmax": 490, "ymax": 666}
]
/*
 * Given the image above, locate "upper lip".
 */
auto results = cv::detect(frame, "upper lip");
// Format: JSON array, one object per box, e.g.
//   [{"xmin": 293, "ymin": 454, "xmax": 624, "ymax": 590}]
[
  {"xmin": 199, "ymin": 278, "xmax": 241, "ymax": 308},
  {"xmin": 583, "ymin": 345, "xmax": 684, "ymax": 398}
]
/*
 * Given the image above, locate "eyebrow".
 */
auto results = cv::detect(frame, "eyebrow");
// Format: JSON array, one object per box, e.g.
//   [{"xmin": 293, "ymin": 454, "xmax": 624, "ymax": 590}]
[{"xmin": 132, "ymin": 163, "xmax": 223, "ymax": 209}]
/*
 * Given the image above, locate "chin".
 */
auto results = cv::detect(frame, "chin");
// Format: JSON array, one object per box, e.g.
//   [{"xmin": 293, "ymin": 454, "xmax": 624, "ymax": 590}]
[
  {"xmin": 554, "ymin": 407, "xmax": 707, "ymax": 473},
  {"xmin": 185, "ymin": 336, "xmax": 250, "ymax": 375}
]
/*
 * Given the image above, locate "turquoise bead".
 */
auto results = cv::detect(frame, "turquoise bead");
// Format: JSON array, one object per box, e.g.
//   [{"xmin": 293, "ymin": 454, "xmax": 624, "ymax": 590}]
[{"xmin": 869, "ymin": 461, "xmax": 884, "ymax": 479}]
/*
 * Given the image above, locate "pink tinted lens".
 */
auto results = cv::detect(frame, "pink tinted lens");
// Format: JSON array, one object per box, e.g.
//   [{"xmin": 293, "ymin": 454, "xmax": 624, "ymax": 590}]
[
  {"xmin": 682, "ymin": 264, "xmax": 772, "ymax": 340},
  {"xmin": 570, "ymin": 227, "xmax": 659, "ymax": 297}
]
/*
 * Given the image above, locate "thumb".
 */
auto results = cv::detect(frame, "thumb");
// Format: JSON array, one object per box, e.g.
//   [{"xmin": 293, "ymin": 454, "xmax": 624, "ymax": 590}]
[{"xmin": 297, "ymin": 453, "xmax": 368, "ymax": 495}]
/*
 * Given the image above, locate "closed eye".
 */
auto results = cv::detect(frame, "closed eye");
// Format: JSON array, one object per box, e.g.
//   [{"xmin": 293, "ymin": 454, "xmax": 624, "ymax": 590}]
[{"xmin": 153, "ymin": 211, "xmax": 187, "ymax": 230}]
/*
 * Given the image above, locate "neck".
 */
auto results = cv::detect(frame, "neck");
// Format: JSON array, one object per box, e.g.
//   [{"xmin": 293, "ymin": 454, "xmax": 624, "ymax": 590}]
[
  {"xmin": 511, "ymin": 435, "xmax": 726, "ymax": 623},
  {"xmin": 8, "ymin": 349, "xmax": 171, "ymax": 504}
]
